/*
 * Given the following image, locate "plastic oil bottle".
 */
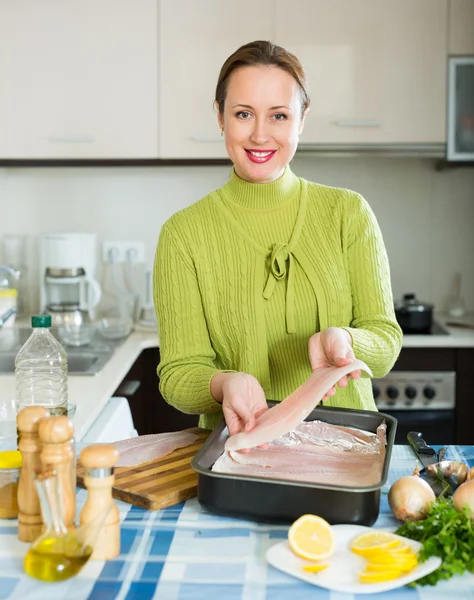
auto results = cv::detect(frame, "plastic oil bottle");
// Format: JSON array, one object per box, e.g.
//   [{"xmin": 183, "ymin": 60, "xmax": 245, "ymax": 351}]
[
  {"xmin": 15, "ymin": 314, "xmax": 68, "ymax": 416},
  {"xmin": 15, "ymin": 315, "xmax": 75, "ymax": 496}
]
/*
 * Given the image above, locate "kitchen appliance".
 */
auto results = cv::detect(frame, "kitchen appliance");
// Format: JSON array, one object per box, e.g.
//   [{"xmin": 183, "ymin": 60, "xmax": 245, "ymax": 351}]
[
  {"xmin": 394, "ymin": 293, "xmax": 434, "ymax": 333},
  {"xmin": 447, "ymin": 56, "xmax": 474, "ymax": 162},
  {"xmin": 372, "ymin": 371, "xmax": 456, "ymax": 444},
  {"xmin": 192, "ymin": 405, "xmax": 396, "ymax": 526},
  {"xmin": 40, "ymin": 233, "xmax": 102, "ymax": 327}
]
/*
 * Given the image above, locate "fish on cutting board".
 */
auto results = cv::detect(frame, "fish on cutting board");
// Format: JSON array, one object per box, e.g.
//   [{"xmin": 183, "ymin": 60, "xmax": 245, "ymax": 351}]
[
  {"xmin": 225, "ymin": 359, "xmax": 372, "ymax": 452},
  {"xmin": 112, "ymin": 431, "xmax": 199, "ymax": 467}
]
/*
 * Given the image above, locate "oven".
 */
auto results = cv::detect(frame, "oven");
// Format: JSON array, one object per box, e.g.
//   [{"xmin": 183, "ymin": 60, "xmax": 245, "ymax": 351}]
[
  {"xmin": 371, "ymin": 319, "xmax": 456, "ymax": 445},
  {"xmin": 372, "ymin": 370, "xmax": 456, "ymax": 445}
]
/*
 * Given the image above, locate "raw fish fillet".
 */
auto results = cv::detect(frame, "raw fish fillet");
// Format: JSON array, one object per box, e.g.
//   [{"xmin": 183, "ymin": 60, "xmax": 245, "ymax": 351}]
[
  {"xmin": 225, "ymin": 359, "xmax": 372, "ymax": 451},
  {"xmin": 212, "ymin": 421, "xmax": 386, "ymax": 488},
  {"xmin": 112, "ymin": 431, "xmax": 198, "ymax": 467},
  {"xmin": 212, "ymin": 448, "xmax": 384, "ymax": 487}
]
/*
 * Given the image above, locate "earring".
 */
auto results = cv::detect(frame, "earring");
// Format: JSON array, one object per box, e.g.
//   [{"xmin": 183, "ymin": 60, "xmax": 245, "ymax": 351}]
[{"xmin": 221, "ymin": 129, "xmax": 224, "ymax": 137}]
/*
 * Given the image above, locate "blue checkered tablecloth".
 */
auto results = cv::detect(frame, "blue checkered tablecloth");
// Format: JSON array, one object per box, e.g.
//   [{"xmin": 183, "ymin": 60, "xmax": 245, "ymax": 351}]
[{"xmin": 0, "ymin": 445, "xmax": 473, "ymax": 600}]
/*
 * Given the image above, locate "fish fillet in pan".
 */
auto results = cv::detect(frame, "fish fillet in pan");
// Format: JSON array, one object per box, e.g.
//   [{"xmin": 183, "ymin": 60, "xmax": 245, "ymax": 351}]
[{"xmin": 212, "ymin": 421, "xmax": 386, "ymax": 487}]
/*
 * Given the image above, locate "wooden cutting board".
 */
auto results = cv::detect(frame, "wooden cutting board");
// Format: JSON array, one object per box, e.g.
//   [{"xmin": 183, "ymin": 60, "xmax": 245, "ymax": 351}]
[{"xmin": 76, "ymin": 428, "xmax": 211, "ymax": 510}]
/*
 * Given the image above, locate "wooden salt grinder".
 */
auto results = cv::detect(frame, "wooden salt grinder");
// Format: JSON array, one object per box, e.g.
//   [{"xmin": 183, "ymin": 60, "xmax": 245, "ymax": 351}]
[
  {"xmin": 38, "ymin": 415, "xmax": 76, "ymax": 529},
  {"xmin": 17, "ymin": 406, "xmax": 50, "ymax": 542},
  {"xmin": 79, "ymin": 444, "xmax": 120, "ymax": 560}
]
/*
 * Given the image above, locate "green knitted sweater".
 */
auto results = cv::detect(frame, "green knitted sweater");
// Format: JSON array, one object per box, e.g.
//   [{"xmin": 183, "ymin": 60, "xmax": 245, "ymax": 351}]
[{"xmin": 153, "ymin": 166, "xmax": 402, "ymax": 430}]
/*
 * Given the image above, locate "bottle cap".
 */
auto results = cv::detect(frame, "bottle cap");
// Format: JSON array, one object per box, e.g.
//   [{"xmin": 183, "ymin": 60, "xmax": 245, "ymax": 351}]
[
  {"xmin": 0, "ymin": 450, "xmax": 22, "ymax": 469},
  {"xmin": 32, "ymin": 315, "xmax": 51, "ymax": 328}
]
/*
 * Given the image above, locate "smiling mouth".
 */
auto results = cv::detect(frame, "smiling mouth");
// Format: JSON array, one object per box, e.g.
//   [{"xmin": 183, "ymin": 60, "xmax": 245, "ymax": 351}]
[{"xmin": 245, "ymin": 149, "xmax": 277, "ymax": 164}]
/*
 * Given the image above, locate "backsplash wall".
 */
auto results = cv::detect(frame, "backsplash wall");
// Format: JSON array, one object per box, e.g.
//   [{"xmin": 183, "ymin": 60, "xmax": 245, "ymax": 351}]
[{"xmin": 1, "ymin": 156, "xmax": 473, "ymax": 313}]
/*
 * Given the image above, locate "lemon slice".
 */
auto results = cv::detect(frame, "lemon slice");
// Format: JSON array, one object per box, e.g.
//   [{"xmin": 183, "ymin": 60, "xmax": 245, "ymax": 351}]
[
  {"xmin": 288, "ymin": 514, "xmax": 335, "ymax": 561},
  {"xmin": 359, "ymin": 568, "xmax": 404, "ymax": 583},
  {"xmin": 366, "ymin": 551, "xmax": 418, "ymax": 566},
  {"xmin": 302, "ymin": 563, "xmax": 329, "ymax": 573},
  {"xmin": 351, "ymin": 531, "xmax": 401, "ymax": 556},
  {"xmin": 365, "ymin": 558, "xmax": 417, "ymax": 573}
]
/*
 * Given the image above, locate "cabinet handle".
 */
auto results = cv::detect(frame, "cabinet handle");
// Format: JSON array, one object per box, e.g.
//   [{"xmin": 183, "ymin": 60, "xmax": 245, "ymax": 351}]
[
  {"xmin": 189, "ymin": 135, "xmax": 224, "ymax": 143},
  {"xmin": 115, "ymin": 380, "xmax": 141, "ymax": 396},
  {"xmin": 333, "ymin": 120, "xmax": 381, "ymax": 128},
  {"xmin": 47, "ymin": 135, "xmax": 95, "ymax": 143}
]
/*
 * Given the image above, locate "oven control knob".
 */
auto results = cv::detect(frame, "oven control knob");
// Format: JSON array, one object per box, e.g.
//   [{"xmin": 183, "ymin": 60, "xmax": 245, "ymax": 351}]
[
  {"xmin": 386, "ymin": 385, "xmax": 399, "ymax": 400},
  {"xmin": 372, "ymin": 384, "xmax": 381, "ymax": 400},
  {"xmin": 405, "ymin": 386, "xmax": 417, "ymax": 400},
  {"xmin": 423, "ymin": 386, "xmax": 436, "ymax": 401}
]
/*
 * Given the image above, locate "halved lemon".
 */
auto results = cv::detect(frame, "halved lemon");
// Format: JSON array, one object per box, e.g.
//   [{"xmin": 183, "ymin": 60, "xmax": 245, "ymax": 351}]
[
  {"xmin": 302, "ymin": 563, "xmax": 329, "ymax": 573},
  {"xmin": 288, "ymin": 514, "xmax": 335, "ymax": 561},
  {"xmin": 351, "ymin": 531, "xmax": 402, "ymax": 556}
]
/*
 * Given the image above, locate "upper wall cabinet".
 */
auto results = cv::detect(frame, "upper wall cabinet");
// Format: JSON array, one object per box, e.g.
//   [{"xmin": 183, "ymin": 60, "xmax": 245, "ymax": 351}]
[
  {"xmin": 159, "ymin": 0, "xmax": 274, "ymax": 159},
  {"xmin": 275, "ymin": 0, "xmax": 448, "ymax": 146},
  {"xmin": 448, "ymin": 0, "xmax": 474, "ymax": 54},
  {"xmin": 0, "ymin": 0, "xmax": 158, "ymax": 159}
]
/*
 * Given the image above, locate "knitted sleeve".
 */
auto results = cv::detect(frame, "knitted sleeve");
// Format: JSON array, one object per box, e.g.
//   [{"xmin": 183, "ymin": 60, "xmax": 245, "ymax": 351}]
[
  {"xmin": 342, "ymin": 193, "xmax": 402, "ymax": 377},
  {"xmin": 153, "ymin": 221, "xmax": 230, "ymax": 415}
]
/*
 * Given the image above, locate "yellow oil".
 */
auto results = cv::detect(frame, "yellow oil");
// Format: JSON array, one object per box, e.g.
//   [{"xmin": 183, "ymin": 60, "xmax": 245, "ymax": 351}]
[{"xmin": 24, "ymin": 537, "xmax": 92, "ymax": 582}]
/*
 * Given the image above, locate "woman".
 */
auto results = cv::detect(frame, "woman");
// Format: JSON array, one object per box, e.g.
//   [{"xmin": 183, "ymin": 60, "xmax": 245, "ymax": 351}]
[{"xmin": 153, "ymin": 41, "xmax": 402, "ymax": 437}]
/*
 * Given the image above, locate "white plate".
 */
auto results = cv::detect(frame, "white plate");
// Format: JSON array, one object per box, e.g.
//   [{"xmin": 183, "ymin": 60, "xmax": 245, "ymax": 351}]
[{"xmin": 266, "ymin": 524, "xmax": 442, "ymax": 595}]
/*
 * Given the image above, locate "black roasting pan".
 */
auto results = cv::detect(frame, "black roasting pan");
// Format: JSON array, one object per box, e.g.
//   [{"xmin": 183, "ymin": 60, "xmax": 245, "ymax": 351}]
[{"xmin": 191, "ymin": 404, "xmax": 397, "ymax": 526}]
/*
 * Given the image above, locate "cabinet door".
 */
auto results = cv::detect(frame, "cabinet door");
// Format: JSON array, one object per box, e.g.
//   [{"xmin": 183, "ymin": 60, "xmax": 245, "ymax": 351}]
[
  {"xmin": 159, "ymin": 0, "xmax": 273, "ymax": 158},
  {"xmin": 0, "ymin": 0, "xmax": 158, "ymax": 159},
  {"xmin": 275, "ymin": 0, "xmax": 448, "ymax": 145},
  {"xmin": 448, "ymin": 0, "xmax": 474, "ymax": 54}
]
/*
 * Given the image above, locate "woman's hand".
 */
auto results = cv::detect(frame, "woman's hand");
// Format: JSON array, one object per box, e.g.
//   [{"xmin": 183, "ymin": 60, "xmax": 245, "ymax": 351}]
[
  {"xmin": 308, "ymin": 327, "xmax": 361, "ymax": 399},
  {"xmin": 211, "ymin": 372, "xmax": 268, "ymax": 437}
]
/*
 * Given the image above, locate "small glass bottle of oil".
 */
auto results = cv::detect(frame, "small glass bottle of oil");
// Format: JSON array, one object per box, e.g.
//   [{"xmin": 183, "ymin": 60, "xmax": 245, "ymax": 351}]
[{"xmin": 24, "ymin": 470, "xmax": 108, "ymax": 582}]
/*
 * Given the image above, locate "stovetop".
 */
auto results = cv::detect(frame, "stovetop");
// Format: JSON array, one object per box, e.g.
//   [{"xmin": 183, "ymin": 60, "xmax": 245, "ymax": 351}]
[{"xmin": 402, "ymin": 320, "xmax": 450, "ymax": 336}]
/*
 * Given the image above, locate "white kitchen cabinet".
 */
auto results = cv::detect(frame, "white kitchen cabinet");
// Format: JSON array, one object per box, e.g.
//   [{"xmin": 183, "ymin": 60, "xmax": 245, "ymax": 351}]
[
  {"xmin": 448, "ymin": 0, "xmax": 474, "ymax": 54},
  {"xmin": 275, "ymin": 0, "xmax": 448, "ymax": 145},
  {"xmin": 0, "ymin": 0, "xmax": 158, "ymax": 159},
  {"xmin": 159, "ymin": 0, "xmax": 273, "ymax": 159}
]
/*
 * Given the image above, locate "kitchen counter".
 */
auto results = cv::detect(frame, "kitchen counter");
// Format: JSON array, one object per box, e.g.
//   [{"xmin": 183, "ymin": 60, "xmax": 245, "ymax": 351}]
[
  {"xmin": 0, "ymin": 444, "xmax": 472, "ymax": 599},
  {"xmin": 1, "ymin": 313, "xmax": 474, "ymax": 443},
  {"xmin": 402, "ymin": 313, "xmax": 474, "ymax": 348}
]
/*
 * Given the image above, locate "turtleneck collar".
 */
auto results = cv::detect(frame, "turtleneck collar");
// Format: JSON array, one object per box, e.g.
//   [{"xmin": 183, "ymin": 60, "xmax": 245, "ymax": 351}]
[{"xmin": 221, "ymin": 166, "xmax": 300, "ymax": 209}]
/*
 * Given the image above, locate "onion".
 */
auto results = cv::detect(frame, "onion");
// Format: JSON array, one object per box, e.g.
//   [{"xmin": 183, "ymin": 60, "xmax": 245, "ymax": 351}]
[
  {"xmin": 468, "ymin": 466, "xmax": 474, "ymax": 482},
  {"xmin": 388, "ymin": 475, "xmax": 436, "ymax": 522},
  {"xmin": 453, "ymin": 479, "xmax": 474, "ymax": 519}
]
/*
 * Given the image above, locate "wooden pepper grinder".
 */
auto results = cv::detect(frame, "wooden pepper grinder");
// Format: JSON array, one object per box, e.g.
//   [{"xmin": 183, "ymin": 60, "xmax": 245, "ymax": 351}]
[
  {"xmin": 17, "ymin": 405, "xmax": 50, "ymax": 542},
  {"xmin": 79, "ymin": 444, "xmax": 120, "ymax": 560},
  {"xmin": 38, "ymin": 415, "xmax": 76, "ymax": 529}
]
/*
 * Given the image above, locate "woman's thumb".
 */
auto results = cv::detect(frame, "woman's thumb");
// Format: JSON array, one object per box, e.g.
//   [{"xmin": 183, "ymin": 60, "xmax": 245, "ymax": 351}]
[{"xmin": 332, "ymin": 351, "xmax": 352, "ymax": 367}]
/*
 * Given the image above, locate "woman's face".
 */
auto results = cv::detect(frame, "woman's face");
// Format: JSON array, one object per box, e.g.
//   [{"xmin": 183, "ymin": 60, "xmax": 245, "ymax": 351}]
[{"xmin": 218, "ymin": 66, "xmax": 307, "ymax": 184}]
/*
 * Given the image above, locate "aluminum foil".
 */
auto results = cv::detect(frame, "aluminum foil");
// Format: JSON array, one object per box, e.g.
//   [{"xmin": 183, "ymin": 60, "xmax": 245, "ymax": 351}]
[{"xmin": 272, "ymin": 420, "xmax": 387, "ymax": 455}]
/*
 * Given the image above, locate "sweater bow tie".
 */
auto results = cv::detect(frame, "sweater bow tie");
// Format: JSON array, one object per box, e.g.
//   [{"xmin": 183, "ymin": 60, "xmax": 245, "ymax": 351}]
[{"xmin": 263, "ymin": 242, "xmax": 296, "ymax": 334}]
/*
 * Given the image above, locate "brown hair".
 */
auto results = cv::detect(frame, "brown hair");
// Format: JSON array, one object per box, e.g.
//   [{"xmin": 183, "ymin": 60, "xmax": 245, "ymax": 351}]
[{"xmin": 215, "ymin": 40, "xmax": 310, "ymax": 116}]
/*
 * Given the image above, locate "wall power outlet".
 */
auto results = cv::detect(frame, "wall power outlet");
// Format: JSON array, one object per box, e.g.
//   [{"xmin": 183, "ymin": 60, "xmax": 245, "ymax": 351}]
[{"xmin": 102, "ymin": 241, "xmax": 145, "ymax": 263}]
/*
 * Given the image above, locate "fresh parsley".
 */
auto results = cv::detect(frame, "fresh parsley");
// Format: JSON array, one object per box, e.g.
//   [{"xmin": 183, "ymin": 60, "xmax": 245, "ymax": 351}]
[{"xmin": 395, "ymin": 498, "xmax": 474, "ymax": 586}]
